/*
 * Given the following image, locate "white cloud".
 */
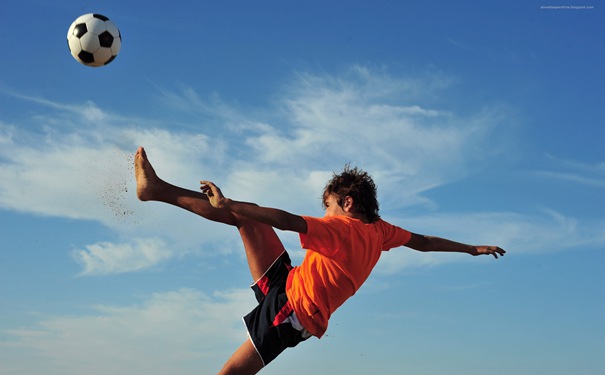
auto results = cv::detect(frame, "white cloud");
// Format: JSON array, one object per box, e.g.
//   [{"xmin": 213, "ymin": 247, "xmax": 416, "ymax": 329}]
[
  {"xmin": 247, "ymin": 67, "xmax": 495, "ymax": 180},
  {"xmin": 73, "ymin": 238, "xmax": 174, "ymax": 275},
  {"xmin": 1, "ymin": 67, "xmax": 508, "ymax": 220},
  {"xmin": 154, "ymin": 67, "xmax": 510, "ymax": 214},
  {"xmin": 0, "ymin": 66, "xmax": 523, "ymax": 275},
  {"xmin": 0, "ymin": 113, "xmax": 238, "ymax": 263},
  {"xmin": 376, "ymin": 209, "xmax": 605, "ymax": 274},
  {"xmin": 534, "ymin": 171, "xmax": 605, "ymax": 187},
  {"xmin": 532, "ymin": 154, "xmax": 605, "ymax": 187},
  {"xmin": 0, "ymin": 120, "xmax": 133, "ymax": 221},
  {"xmin": 0, "ymin": 288, "xmax": 254, "ymax": 375}
]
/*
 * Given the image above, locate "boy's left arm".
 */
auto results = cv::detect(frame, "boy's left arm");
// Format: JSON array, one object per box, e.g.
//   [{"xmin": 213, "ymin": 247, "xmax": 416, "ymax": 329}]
[
  {"xmin": 200, "ymin": 180, "xmax": 308, "ymax": 234},
  {"xmin": 405, "ymin": 233, "xmax": 505, "ymax": 259}
]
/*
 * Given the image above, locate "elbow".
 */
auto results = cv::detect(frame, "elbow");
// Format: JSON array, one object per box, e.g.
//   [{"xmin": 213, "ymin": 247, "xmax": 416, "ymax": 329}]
[
  {"xmin": 408, "ymin": 233, "xmax": 431, "ymax": 252},
  {"xmin": 276, "ymin": 214, "xmax": 307, "ymax": 233},
  {"xmin": 284, "ymin": 215, "xmax": 307, "ymax": 234},
  {"xmin": 417, "ymin": 238, "xmax": 431, "ymax": 252},
  {"xmin": 274, "ymin": 221, "xmax": 291, "ymax": 232}
]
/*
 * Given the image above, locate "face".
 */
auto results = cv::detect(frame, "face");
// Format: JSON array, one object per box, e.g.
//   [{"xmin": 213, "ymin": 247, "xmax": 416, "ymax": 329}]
[{"xmin": 323, "ymin": 194, "xmax": 347, "ymax": 218}]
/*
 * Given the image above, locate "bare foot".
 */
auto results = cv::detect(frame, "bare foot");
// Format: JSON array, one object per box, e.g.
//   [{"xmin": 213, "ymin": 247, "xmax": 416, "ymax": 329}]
[{"xmin": 134, "ymin": 147, "xmax": 163, "ymax": 201}]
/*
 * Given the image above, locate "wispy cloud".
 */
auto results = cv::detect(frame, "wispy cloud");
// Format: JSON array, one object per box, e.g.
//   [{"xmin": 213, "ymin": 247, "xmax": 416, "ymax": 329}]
[
  {"xmin": 377, "ymin": 209, "xmax": 605, "ymax": 274},
  {"xmin": 532, "ymin": 154, "xmax": 605, "ymax": 187},
  {"xmin": 2, "ymin": 92, "xmax": 111, "ymax": 123},
  {"xmin": 0, "ymin": 288, "xmax": 253, "ymax": 375},
  {"xmin": 446, "ymin": 37, "xmax": 473, "ymax": 52},
  {"xmin": 73, "ymin": 238, "xmax": 174, "ymax": 275},
  {"xmin": 2, "ymin": 67, "xmax": 510, "ymax": 213},
  {"xmin": 0, "ymin": 65, "xmax": 558, "ymax": 276},
  {"xmin": 157, "ymin": 66, "xmax": 511, "ymax": 210},
  {"xmin": 533, "ymin": 171, "xmax": 605, "ymax": 187}
]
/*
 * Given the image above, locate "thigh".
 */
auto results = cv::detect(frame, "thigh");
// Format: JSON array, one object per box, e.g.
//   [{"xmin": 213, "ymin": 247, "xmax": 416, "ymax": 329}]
[
  {"xmin": 236, "ymin": 217, "xmax": 287, "ymax": 282},
  {"xmin": 250, "ymin": 251, "xmax": 292, "ymax": 302}
]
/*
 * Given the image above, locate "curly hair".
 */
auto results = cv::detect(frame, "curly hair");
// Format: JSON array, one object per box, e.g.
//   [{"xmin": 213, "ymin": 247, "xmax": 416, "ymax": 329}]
[{"xmin": 322, "ymin": 164, "xmax": 381, "ymax": 223}]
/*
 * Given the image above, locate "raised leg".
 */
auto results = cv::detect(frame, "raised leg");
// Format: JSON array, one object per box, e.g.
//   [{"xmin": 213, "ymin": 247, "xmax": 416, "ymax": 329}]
[
  {"xmin": 134, "ymin": 147, "xmax": 285, "ymax": 281},
  {"xmin": 135, "ymin": 146, "xmax": 237, "ymax": 225}
]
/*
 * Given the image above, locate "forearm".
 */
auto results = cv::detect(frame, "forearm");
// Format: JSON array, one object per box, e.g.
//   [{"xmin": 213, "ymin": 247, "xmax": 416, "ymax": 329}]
[
  {"xmin": 200, "ymin": 180, "xmax": 307, "ymax": 233},
  {"xmin": 406, "ymin": 233, "xmax": 505, "ymax": 258},
  {"xmin": 407, "ymin": 233, "xmax": 474, "ymax": 254},
  {"xmin": 421, "ymin": 235, "xmax": 475, "ymax": 254},
  {"xmin": 223, "ymin": 199, "xmax": 307, "ymax": 233}
]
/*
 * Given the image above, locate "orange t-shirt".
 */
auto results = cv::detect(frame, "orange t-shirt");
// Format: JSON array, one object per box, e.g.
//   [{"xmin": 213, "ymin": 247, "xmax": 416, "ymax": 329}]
[{"xmin": 285, "ymin": 215, "xmax": 412, "ymax": 338}]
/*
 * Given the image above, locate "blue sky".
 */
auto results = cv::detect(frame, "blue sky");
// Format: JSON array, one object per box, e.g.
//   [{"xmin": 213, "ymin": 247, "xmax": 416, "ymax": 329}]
[{"xmin": 1, "ymin": 0, "xmax": 603, "ymax": 374}]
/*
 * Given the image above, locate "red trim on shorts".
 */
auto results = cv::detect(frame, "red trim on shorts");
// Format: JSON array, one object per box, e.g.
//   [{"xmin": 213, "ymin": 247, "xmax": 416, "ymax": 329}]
[
  {"xmin": 251, "ymin": 250, "xmax": 289, "ymax": 298},
  {"xmin": 256, "ymin": 275, "xmax": 270, "ymax": 297},
  {"xmin": 272, "ymin": 301, "xmax": 293, "ymax": 326}
]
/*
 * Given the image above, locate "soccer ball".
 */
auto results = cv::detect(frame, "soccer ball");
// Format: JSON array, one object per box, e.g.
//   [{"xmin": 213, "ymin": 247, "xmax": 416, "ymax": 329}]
[{"xmin": 67, "ymin": 13, "xmax": 121, "ymax": 67}]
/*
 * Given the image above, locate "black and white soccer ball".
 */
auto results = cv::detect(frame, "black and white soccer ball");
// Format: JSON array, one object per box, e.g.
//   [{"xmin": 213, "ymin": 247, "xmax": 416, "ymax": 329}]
[{"xmin": 67, "ymin": 13, "xmax": 121, "ymax": 67}]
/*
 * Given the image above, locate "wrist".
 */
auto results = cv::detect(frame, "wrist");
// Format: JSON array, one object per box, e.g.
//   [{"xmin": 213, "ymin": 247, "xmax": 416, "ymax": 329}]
[{"xmin": 221, "ymin": 198, "xmax": 233, "ymax": 209}]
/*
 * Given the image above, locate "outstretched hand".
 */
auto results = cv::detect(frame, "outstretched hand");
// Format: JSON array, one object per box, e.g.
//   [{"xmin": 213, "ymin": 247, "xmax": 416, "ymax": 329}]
[
  {"xmin": 200, "ymin": 180, "xmax": 228, "ymax": 209},
  {"xmin": 471, "ymin": 245, "xmax": 506, "ymax": 259}
]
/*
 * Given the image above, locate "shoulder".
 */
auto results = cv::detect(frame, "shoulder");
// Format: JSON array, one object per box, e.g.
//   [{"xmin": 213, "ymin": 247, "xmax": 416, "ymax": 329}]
[
  {"xmin": 370, "ymin": 218, "xmax": 394, "ymax": 230},
  {"xmin": 372, "ymin": 219, "xmax": 413, "ymax": 248},
  {"xmin": 303, "ymin": 215, "xmax": 352, "ymax": 224},
  {"xmin": 302, "ymin": 215, "xmax": 351, "ymax": 228},
  {"xmin": 299, "ymin": 216, "xmax": 353, "ymax": 253},
  {"xmin": 302, "ymin": 215, "xmax": 355, "ymax": 236}
]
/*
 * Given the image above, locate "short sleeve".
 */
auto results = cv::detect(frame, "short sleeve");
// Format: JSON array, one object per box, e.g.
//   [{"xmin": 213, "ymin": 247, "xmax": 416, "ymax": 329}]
[
  {"xmin": 299, "ymin": 216, "xmax": 349, "ymax": 258},
  {"xmin": 379, "ymin": 220, "xmax": 412, "ymax": 250}
]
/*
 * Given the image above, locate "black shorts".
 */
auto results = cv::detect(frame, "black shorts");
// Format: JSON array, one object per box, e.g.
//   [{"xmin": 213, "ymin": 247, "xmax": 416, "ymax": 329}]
[{"xmin": 243, "ymin": 251, "xmax": 310, "ymax": 366}]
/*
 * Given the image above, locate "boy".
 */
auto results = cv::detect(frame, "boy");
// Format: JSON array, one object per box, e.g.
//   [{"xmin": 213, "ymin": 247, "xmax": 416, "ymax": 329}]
[{"xmin": 134, "ymin": 147, "xmax": 505, "ymax": 374}]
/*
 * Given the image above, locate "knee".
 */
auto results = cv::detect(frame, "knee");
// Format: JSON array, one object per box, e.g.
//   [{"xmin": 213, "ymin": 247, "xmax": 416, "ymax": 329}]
[{"xmin": 233, "ymin": 214, "xmax": 253, "ymax": 229}]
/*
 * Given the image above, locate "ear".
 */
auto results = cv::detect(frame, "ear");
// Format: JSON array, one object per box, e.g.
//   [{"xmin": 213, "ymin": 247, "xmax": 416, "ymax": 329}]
[{"xmin": 343, "ymin": 196, "xmax": 354, "ymax": 212}]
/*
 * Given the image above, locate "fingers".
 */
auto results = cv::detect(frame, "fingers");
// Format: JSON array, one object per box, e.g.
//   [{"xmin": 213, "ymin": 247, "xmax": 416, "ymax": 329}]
[
  {"xmin": 200, "ymin": 180, "xmax": 214, "ymax": 189},
  {"xmin": 489, "ymin": 246, "xmax": 506, "ymax": 259},
  {"xmin": 476, "ymin": 245, "xmax": 506, "ymax": 259},
  {"xmin": 200, "ymin": 181, "xmax": 225, "ymax": 208},
  {"xmin": 200, "ymin": 181, "xmax": 229, "ymax": 209},
  {"xmin": 200, "ymin": 180, "xmax": 216, "ymax": 196}
]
